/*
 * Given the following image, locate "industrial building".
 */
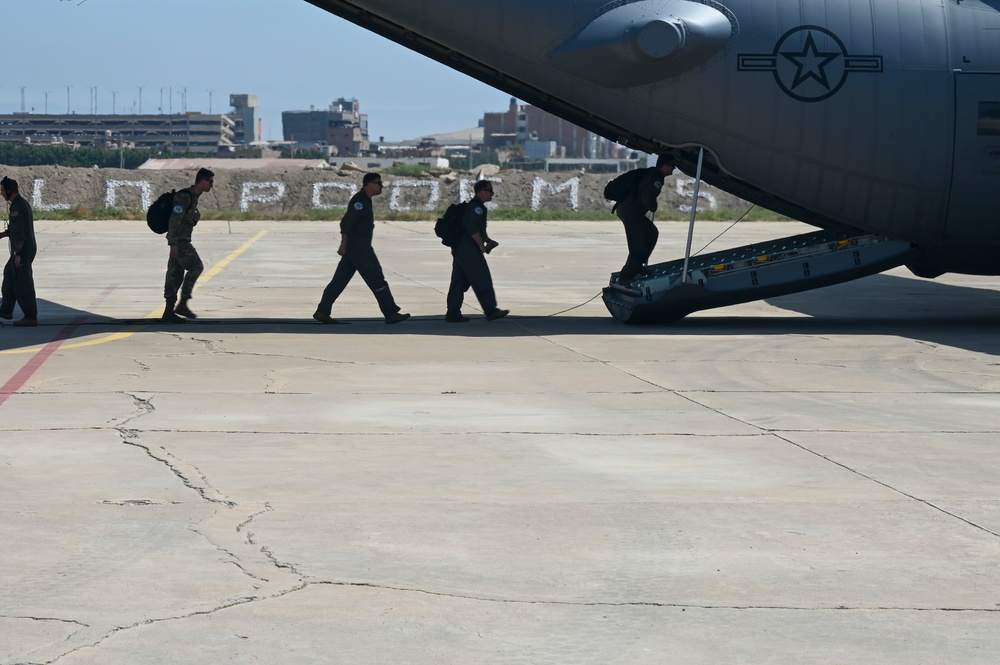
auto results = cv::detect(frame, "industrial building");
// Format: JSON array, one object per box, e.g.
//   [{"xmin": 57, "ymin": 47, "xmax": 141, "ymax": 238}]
[
  {"xmin": 282, "ymin": 98, "xmax": 370, "ymax": 155},
  {"xmin": 0, "ymin": 93, "xmax": 261, "ymax": 154},
  {"xmin": 483, "ymin": 98, "xmax": 628, "ymax": 161}
]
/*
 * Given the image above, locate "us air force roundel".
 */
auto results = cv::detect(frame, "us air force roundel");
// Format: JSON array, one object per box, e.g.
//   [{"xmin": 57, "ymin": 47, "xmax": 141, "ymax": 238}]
[
  {"xmin": 172, "ymin": 205, "xmax": 184, "ymax": 215},
  {"xmin": 737, "ymin": 25, "xmax": 883, "ymax": 103},
  {"xmin": 353, "ymin": 201, "xmax": 365, "ymax": 211},
  {"xmin": 654, "ymin": 180, "xmax": 663, "ymax": 188},
  {"xmin": 474, "ymin": 206, "xmax": 485, "ymax": 215}
]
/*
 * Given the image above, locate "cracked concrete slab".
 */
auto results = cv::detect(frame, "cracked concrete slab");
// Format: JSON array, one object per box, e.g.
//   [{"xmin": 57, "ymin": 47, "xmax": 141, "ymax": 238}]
[
  {"xmin": 2, "ymin": 220, "xmax": 1000, "ymax": 663},
  {"xmin": 41, "ymin": 585, "xmax": 1000, "ymax": 665}
]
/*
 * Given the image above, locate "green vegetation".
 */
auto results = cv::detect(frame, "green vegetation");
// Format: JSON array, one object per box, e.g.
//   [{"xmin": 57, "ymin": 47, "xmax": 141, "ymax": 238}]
[
  {"xmin": 0, "ymin": 143, "xmax": 206, "ymax": 169},
  {"xmin": 285, "ymin": 148, "xmax": 330, "ymax": 160},
  {"xmin": 36, "ymin": 205, "xmax": 790, "ymax": 223}
]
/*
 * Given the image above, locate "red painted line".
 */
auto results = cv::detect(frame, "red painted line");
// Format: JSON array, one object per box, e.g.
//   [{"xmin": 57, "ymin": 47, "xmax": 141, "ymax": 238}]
[
  {"xmin": 0, "ymin": 286, "xmax": 119, "ymax": 407},
  {"xmin": 0, "ymin": 314, "xmax": 91, "ymax": 408}
]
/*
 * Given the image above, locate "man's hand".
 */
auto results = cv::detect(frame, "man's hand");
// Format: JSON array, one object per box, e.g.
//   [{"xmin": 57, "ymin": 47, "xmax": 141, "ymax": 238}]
[
  {"xmin": 170, "ymin": 244, "xmax": 180, "ymax": 260},
  {"xmin": 484, "ymin": 239, "xmax": 499, "ymax": 254},
  {"xmin": 13, "ymin": 254, "xmax": 21, "ymax": 269}
]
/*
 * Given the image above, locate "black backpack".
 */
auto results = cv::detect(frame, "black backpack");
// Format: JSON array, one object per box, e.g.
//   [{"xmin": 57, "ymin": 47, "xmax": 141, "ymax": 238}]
[
  {"xmin": 434, "ymin": 201, "xmax": 468, "ymax": 247},
  {"xmin": 146, "ymin": 190, "xmax": 176, "ymax": 234},
  {"xmin": 603, "ymin": 168, "xmax": 646, "ymax": 202}
]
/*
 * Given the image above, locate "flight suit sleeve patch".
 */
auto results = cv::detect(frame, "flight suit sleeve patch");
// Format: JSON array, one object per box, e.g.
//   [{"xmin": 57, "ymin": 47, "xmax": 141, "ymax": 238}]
[{"xmin": 353, "ymin": 201, "xmax": 365, "ymax": 211}]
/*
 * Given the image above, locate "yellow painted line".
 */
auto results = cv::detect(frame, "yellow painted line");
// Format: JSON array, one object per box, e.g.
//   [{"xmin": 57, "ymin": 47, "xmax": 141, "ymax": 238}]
[
  {"xmin": 198, "ymin": 229, "xmax": 268, "ymax": 285},
  {"xmin": 1, "ymin": 230, "xmax": 269, "ymax": 355}
]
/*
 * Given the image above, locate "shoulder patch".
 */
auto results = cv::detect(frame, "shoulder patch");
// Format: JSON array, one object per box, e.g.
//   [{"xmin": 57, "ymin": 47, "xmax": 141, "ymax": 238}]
[
  {"xmin": 172, "ymin": 205, "xmax": 185, "ymax": 215},
  {"xmin": 473, "ymin": 206, "xmax": 485, "ymax": 216},
  {"xmin": 654, "ymin": 180, "xmax": 664, "ymax": 188},
  {"xmin": 9, "ymin": 210, "xmax": 18, "ymax": 217},
  {"xmin": 353, "ymin": 201, "xmax": 365, "ymax": 211}
]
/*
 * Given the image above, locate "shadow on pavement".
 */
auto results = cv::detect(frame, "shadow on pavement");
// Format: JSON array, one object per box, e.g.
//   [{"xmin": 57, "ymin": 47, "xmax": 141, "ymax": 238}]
[{"xmin": 2, "ymin": 274, "xmax": 998, "ymax": 356}]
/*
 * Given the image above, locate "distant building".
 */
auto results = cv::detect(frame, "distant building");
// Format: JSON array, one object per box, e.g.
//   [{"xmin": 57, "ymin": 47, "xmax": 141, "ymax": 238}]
[
  {"xmin": 483, "ymin": 98, "xmax": 626, "ymax": 160},
  {"xmin": 0, "ymin": 111, "xmax": 235, "ymax": 154},
  {"xmin": 229, "ymin": 94, "xmax": 261, "ymax": 145},
  {"xmin": 282, "ymin": 98, "xmax": 370, "ymax": 155}
]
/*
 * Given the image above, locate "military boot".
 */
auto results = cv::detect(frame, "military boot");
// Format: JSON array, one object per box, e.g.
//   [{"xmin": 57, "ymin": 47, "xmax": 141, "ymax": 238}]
[
  {"xmin": 161, "ymin": 299, "xmax": 186, "ymax": 323},
  {"xmin": 175, "ymin": 296, "xmax": 197, "ymax": 319}
]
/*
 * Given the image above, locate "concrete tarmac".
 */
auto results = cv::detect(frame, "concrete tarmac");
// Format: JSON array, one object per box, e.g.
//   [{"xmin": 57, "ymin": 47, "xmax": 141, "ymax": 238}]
[{"xmin": 2, "ymin": 220, "xmax": 1000, "ymax": 664}]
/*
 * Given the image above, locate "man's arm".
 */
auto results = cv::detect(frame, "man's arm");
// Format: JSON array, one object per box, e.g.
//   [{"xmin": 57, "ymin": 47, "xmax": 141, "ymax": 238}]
[
  {"xmin": 166, "ymin": 191, "xmax": 192, "ymax": 245},
  {"xmin": 470, "ymin": 232, "xmax": 488, "ymax": 253},
  {"xmin": 464, "ymin": 204, "xmax": 491, "ymax": 252},
  {"xmin": 638, "ymin": 169, "xmax": 661, "ymax": 213},
  {"xmin": 6, "ymin": 207, "xmax": 25, "ymax": 264}
]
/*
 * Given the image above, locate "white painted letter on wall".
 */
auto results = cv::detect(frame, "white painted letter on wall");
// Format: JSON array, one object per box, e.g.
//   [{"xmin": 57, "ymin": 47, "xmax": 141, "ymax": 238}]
[
  {"xmin": 31, "ymin": 179, "xmax": 71, "ymax": 211},
  {"xmin": 675, "ymin": 178, "xmax": 718, "ymax": 213},
  {"xmin": 240, "ymin": 182, "xmax": 286, "ymax": 212},
  {"xmin": 105, "ymin": 180, "xmax": 153, "ymax": 210},
  {"xmin": 311, "ymin": 182, "xmax": 354, "ymax": 209},
  {"xmin": 531, "ymin": 176, "xmax": 579, "ymax": 211},
  {"xmin": 459, "ymin": 178, "xmax": 503, "ymax": 209},
  {"xmin": 387, "ymin": 179, "xmax": 440, "ymax": 212}
]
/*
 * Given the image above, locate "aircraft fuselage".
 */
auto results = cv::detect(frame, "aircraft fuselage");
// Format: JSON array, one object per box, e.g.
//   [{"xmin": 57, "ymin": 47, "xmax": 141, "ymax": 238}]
[{"xmin": 306, "ymin": 0, "xmax": 1000, "ymax": 276}]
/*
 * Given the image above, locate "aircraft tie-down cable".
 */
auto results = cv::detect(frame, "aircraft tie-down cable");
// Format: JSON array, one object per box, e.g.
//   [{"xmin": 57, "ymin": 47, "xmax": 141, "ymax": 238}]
[
  {"xmin": 692, "ymin": 204, "xmax": 756, "ymax": 256},
  {"xmin": 543, "ymin": 292, "xmax": 604, "ymax": 317}
]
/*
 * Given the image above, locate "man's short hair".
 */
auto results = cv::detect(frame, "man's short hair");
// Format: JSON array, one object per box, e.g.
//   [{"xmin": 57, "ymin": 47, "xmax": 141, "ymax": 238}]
[
  {"xmin": 362, "ymin": 172, "xmax": 382, "ymax": 187},
  {"xmin": 655, "ymin": 153, "xmax": 675, "ymax": 169},
  {"xmin": 473, "ymin": 180, "xmax": 493, "ymax": 193},
  {"xmin": 195, "ymin": 168, "xmax": 215, "ymax": 184},
  {"xmin": 1, "ymin": 176, "xmax": 19, "ymax": 195}
]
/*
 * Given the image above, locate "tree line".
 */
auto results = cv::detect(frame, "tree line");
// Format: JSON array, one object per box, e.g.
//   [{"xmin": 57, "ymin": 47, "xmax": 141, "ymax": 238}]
[{"xmin": 0, "ymin": 143, "xmax": 193, "ymax": 169}]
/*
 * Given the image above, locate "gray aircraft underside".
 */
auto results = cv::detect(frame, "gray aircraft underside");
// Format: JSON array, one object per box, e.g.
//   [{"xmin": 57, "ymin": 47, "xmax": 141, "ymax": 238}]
[{"xmin": 305, "ymin": 0, "xmax": 1000, "ymax": 319}]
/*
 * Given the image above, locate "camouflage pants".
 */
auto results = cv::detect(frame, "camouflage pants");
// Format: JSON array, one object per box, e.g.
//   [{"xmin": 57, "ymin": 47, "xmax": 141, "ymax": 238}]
[{"xmin": 163, "ymin": 242, "xmax": 204, "ymax": 301}]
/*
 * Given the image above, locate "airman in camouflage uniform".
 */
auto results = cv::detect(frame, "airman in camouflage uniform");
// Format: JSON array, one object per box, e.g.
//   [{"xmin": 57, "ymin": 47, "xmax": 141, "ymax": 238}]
[{"xmin": 162, "ymin": 168, "xmax": 213, "ymax": 322}]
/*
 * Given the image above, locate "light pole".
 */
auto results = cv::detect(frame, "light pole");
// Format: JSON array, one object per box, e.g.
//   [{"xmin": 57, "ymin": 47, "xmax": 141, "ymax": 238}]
[
  {"xmin": 65, "ymin": 85, "xmax": 71, "ymax": 114},
  {"xmin": 138, "ymin": 85, "xmax": 144, "ymax": 115},
  {"xmin": 19, "ymin": 86, "xmax": 25, "ymax": 113},
  {"xmin": 43, "ymin": 91, "xmax": 49, "ymax": 115},
  {"xmin": 111, "ymin": 90, "xmax": 118, "ymax": 115},
  {"xmin": 207, "ymin": 89, "xmax": 213, "ymax": 114}
]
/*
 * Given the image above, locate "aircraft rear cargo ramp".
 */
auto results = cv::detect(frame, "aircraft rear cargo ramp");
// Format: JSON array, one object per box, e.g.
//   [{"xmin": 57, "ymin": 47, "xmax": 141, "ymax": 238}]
[{"xmin": 603, "ymin": 230, "xmax": 919, "ymax": 323}]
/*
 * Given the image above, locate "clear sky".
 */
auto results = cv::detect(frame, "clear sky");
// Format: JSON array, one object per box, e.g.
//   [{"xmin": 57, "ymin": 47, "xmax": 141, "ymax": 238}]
[{"xmin": 7, "ymin": 0, "xmax": 514, "ymax": 142}]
